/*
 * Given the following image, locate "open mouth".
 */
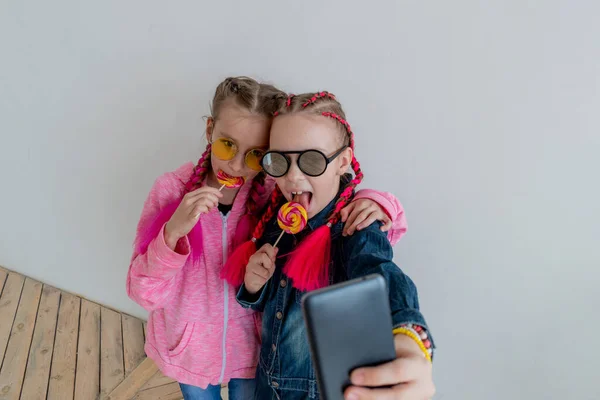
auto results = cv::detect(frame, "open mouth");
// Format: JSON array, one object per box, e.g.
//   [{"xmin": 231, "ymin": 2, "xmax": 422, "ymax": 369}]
[{"xmin": 291, "ymin": 191, "xmax": 313, "ymax": 212}]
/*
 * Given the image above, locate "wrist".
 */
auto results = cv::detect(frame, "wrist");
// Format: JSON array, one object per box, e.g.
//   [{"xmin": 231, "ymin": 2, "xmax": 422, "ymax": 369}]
[
  {"xmin": 245, "ymin": 284, "xmax": 259, "ymax": 295},
  {"xmin": 393, "ymin": 325, "xmax": 432, "ymax": 362},
  {"xmin": 164, "ymin": 224, "xmax": 182, "ymax": 250}
]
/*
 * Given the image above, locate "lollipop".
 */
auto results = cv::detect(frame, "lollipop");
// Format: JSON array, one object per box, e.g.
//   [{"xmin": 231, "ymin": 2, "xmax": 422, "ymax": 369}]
[
  {"xmin": 217, "ymin": 170, "xmax": 245, "ymax": 190},
  {"xmin": 273, "ymin": 202, "xmax": 308, "ymax": 247}
]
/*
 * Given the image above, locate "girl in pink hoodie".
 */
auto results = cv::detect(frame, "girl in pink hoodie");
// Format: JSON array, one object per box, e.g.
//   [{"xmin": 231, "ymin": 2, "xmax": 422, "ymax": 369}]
[{"xmin": 126, "ymin": 77, "xmax": 407, "ymax": 400}]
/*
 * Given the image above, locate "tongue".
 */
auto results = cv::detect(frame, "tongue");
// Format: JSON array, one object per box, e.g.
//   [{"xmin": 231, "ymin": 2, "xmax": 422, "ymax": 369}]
[{"xmin": 293, "ymin": 193, "xmax": 311, "ymax": 211}]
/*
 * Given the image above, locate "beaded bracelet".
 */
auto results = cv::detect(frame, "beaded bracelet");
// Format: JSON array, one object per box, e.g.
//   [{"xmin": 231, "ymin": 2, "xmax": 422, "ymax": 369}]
[{"xmin": 392, "ymin": 324, "xmax": 432, "ymax": 362}]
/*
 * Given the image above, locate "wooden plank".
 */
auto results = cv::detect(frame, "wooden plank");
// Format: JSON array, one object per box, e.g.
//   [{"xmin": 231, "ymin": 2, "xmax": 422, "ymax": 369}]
[
  {"xmin": 103, "ymin": 357, "xmax": 158, "ymax": 400},
  {"xmin": 0, "ymin": 278, "xmax": 43, "ymax": 400},
  {"xmin": 122, "ymin": 314, "xmax": 145, "ymax": 375},
  {"xmin": 133, "ymin": 382, "xmax": 183, "ymax": 400},
  {"xmin": 0, "ymin": 268, "xmax": 7, "ymax": 295},
  {"xmin": 100, "ymin": 307, "xmax": 124, "ymax": 397},
  {"xmin": 0, "ymin": 272, "xmax": 25, "ymax": 367},
  {"xmin": 140, "ymin": 370, "xmax": 176, "ymax": 391},
  {"xmin": 21, "ymin": 285, "xmax": 61, "ymax": 400},
  {"xmin": 48, "ymin": 292, "xmax": 80, "ymax": 400},
  {"xmin": 74, "ymin": 299, "xmax": 100, "ymax": 400}
]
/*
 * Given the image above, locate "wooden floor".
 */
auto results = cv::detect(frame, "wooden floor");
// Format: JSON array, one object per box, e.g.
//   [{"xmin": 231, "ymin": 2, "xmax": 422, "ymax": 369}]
[{"xmin": 0, "ymin": 266, "xmax": 184, "ymax": 400}]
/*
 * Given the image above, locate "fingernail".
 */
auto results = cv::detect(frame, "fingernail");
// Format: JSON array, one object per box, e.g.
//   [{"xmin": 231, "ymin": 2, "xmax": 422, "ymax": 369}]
[{"xmin": 347, "ymin": 391, "xmax": 359, "ymax": 400}]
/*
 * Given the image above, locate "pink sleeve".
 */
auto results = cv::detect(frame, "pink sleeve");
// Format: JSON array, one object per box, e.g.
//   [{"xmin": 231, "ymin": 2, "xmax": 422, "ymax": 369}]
[
  {"xmin": 126, "ymin": 173, "xmax": 190, "ymax": 311},
  {"xmin": 353, "ymin": 189, "xmax": 408, "ymax": 246}
]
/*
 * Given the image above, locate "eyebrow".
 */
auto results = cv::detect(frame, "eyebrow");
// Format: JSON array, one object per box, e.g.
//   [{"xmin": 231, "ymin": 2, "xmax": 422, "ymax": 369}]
[{"xmin": 217, "ymin": 132, "xmax": 269, "ymax": 150}]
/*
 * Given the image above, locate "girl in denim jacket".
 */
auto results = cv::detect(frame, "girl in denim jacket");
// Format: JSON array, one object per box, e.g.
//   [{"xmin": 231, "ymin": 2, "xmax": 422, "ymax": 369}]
[{"xmin": 225, "ymin": 91, "xmax": 435, "ymax": 399}]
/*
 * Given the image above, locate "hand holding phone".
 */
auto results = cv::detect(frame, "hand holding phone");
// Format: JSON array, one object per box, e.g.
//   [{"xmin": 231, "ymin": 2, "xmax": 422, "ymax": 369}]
[{"xmin": 301, "ymin": 274, "xmax": 396, "ymax": 400}]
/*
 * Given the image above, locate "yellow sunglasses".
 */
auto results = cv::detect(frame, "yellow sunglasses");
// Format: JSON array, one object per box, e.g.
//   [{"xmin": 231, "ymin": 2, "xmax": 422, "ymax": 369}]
[{"xmin": 211, "ymin": 137, "xmax": 265, "ymax": 172}]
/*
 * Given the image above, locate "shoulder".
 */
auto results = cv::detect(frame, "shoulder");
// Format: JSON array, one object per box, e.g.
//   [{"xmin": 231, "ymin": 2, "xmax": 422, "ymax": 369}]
[
  {"xmin": 152, "ymin": 162, "xmax": 194, "ymax": 191},
  {"xmin": 164, "ymin": 162, "xmax": 195, "ymax": 186},
  {"xmin": 144, "ymin": 162, "xmax": 194, "ymax": 207},
  {"xmin": 340, "ymin": 221, "xmax": 393, "ymax": 259}
]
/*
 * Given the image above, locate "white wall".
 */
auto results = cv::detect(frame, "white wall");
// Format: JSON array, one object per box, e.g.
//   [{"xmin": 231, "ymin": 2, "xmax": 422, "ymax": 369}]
[{"xmin": 1, "ymin": 1, "xmax": 598, "ymax": 399}]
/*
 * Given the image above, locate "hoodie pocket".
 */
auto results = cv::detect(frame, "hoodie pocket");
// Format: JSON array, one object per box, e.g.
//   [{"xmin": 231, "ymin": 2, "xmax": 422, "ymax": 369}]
[
  {"xmin": 167, "ymin": 322, "xmax": 194, "ymax": 357},
  {"xmin": 167, "ymin": 321, "xmax": 222, "ymax": 376}
]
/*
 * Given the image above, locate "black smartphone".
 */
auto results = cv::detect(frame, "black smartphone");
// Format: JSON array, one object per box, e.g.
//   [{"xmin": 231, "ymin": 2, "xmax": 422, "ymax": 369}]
[{"xmin": 301, "ymin": 274, "xmax": 396, "ymax": 400}]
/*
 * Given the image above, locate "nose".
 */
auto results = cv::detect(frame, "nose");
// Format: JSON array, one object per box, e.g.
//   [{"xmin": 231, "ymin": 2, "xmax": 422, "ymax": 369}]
[
  {"xmin": 285, "ymin": 157, "xmax": 305, "ymax": 184},
  {"xmin": 228, "ymin": 152, "xmax": 245, "ymax": 174}
]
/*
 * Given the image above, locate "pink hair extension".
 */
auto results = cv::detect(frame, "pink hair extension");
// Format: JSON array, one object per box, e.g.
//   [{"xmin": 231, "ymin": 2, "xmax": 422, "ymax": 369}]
[
  {"xmin": 232, "ymin": 172, "xmax": 267, "ymax": 248},
  {"xmin": 185, "ymin": 144, "xmax": 212, "ymax": 192}
]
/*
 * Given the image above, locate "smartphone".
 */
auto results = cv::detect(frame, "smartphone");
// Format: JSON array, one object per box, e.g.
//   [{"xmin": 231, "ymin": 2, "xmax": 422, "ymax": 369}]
[{"xmin": 301, "ymin": 274, "xmax": 396, "ymax": 400}]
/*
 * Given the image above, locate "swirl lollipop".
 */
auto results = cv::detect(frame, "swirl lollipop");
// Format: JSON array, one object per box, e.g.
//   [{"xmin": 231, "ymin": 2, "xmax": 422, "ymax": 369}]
[
  {"xmin": 217, "ymin": 170, "xmax": 246, "ymax": 190},
  {"xmin": 273, "ymin": 202, "xmax": 308, "ymax": 247}
]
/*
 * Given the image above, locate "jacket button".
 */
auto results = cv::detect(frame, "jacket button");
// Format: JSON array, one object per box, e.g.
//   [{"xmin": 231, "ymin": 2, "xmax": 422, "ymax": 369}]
[
  {"xmin": 272, "ymin": 381, "xmax": 279, "ymax": 388},
  {"xmin": 276, "ymin": 311, "xmax": 283, "ymax": 320},
  {"xmin": 280, "ymin": 279, "xmax": 287, "ymax": 288}
]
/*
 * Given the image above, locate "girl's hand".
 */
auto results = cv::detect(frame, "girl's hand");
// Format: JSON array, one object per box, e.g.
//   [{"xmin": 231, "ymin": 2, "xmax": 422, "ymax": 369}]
[
  {"xmin": 340, "ymin": 199, "xmax": 393, "ymax": 236},
  {"xmin": 164, "ymin": 187, "xmax": 223, "ymax": 248},
  {"xmin": 244, "ymin": 244, "xmax": 278, "ymax": 295},
  {"xmin": 344, "ymin": 334, "xmax": 435, "ymax": 400}
]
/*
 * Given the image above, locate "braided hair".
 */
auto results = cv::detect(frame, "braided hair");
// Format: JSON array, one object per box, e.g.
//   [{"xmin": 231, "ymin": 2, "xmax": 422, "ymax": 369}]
[{"xmin": 222, "ymin": 91, "xmax": 363, "ymax": 291}]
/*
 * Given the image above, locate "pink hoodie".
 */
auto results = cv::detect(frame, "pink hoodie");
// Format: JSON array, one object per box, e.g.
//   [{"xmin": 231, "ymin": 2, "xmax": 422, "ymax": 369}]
[{"xmin": 126, "ymin": 162, "xmax": 408, "ymax": 388}]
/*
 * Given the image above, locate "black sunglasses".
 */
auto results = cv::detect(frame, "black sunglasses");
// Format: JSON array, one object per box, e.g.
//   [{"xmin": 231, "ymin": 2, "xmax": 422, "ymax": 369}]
[{"xmin": 261, "ymin": 146, "xmax": 348, "ymax": 178}]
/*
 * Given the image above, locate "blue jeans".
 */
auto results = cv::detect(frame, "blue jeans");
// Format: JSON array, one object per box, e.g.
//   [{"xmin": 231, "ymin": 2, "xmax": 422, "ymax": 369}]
[{"xmin": 179, "ymin": 379, "xmax": 256, "ymax": 400}]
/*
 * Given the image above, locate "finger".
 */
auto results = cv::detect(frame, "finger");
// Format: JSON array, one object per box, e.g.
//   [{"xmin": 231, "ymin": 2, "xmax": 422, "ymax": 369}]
[
  {"xmin": 339, "ymin": 202, "xmax": 355, "ymax": 223},
  {"xmin": 184, "ymin": 193, "xmax": 216, "ymax": 212},
  {"xmin": 343, "ymin": 205, "xmax": 365, "ymax": 236},
  {"xmin": 192, "ymin": 204, "xmax": 207, "ymax": 218},
  {"xmin": 185, "ymin": 186, "xmax": 220, "ymax": 200},
  {"xmin": 190, "ymin": 197, "xmax": 219, "ymax": 214},
  {"xmin": 345, "ymin": 381, "xmax": 431, "ymax": 400},
  {"xmin": 194, "ymin": 186, "xmax": 224, "ymax": 197},
  {"xmin": 260, "ymin": 244, "xmax": 277, "ymax": 261},
  {"xmin": 346, "ymin": 207, "xmax": 374, "ymax": 235},
  {"xmin": 380, "ymin": 217, "xmax": 393, "ymax": 232},
  {"xmin": 196, "ymin": 192, "xmax": 221, "ymax": 206},
  {"xmin": 258, "ymin": 253, "xmax": 274, "ymax": 270},
  {"xmin": 355, "ymin": 214, "xmax": 378, "ymax": 231},
  {"xmin": 250, "ymin": 264, "xmax": 270, "ymax": 280},
  {"xmin": 350, "ymin": 357, "xmax": 421, "ymax": 387},
  {"xmin": 344, "ymin": 385, "xmax": 395, "ymax": 400}
]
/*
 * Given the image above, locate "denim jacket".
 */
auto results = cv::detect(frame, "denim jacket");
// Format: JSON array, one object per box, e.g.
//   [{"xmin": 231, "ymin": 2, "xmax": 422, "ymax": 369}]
[{"xmin": 237, "ymin": 186, "xmax": 432, "ymax": 399}]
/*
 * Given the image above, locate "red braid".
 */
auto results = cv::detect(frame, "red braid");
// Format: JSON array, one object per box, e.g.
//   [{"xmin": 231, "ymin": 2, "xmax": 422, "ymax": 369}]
[
  {"xmin": 184, "ymin": 144, "xmax": 212, "ymax": 193},
  {"xmin": 323, "ymin": 112, "xmax": 363, "ymax": 223},
  {"xmin": 283, "ymin": 110, "xmax": 363, "ymax": 292},
  {"xmin": 232, "ymin": 172, "xmax": 267, "ymax": 248},
  {"xmin": 221, "ymin": 187, "xmax": 284, "ymax": 286},
  {"xmin": 245, "ymin": 172, "xmax": 266, "ymax": 216},
  {"xmin": 252, "ymin": 187, "xmax": 283, "ymax": 240}
]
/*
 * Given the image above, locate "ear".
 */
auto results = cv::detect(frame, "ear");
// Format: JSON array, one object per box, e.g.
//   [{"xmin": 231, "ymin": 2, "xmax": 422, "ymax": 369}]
[
  {"xmin": 335, "ymin": 147, "xmax": 353, "ymax": 176},
  {"xmin": 205, "ymin": 117, "xmax": 214, "ymax": 143}
]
